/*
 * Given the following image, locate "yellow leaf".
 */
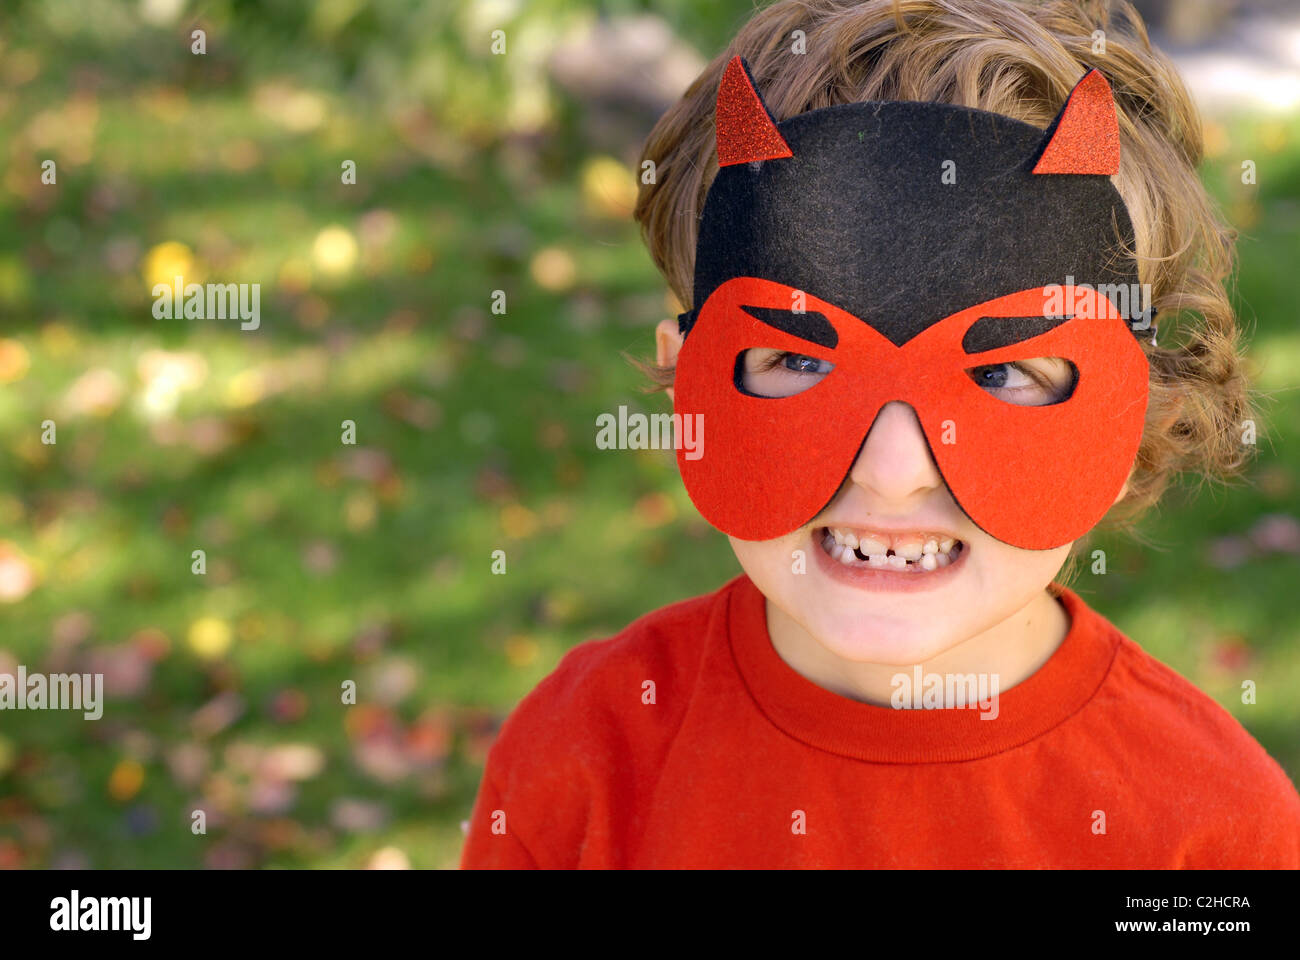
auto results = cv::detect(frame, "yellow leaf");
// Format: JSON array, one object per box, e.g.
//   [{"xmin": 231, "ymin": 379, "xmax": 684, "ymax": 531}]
[
  {"xmin": 581, "ymin": 155, "xmax": 638, "ymax": 219},
  {"xmin": 188, "ymin": 617, "xmax": 232, "ymax": 660},
  {"xmin": 529, "ymin": 246, "xmax": 576, "ymax": 292},
  {"xmin": 505, "ymin": 634, "xmax": 540, "ymax": 667},
  {"xmin": 142, "ymin": 241, "xmax": 199, "ymax": 288},
  {"xmin": 0, "ymin": 339, "xmax": 30, "ymax": 384},
  {"xmin": 312, "ymin": 226, "xmax": 358, "ymax": 277},
  {"xmin": 500, "ymin": 503, "xmax": 539, "ymax": 539},
  {"xmin": 108, "ymin": 759, "xmax": 145, "ymax": 802}
]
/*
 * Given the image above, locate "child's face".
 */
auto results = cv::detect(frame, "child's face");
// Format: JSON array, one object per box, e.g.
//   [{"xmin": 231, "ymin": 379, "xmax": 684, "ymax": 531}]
[
  {"xmin": 659, "ymin": 321, "xmax": 1124, "ymax": 665},
  {"xmin": 727, "ymin": 394, "xmax": 1074, "ymax": 666}
]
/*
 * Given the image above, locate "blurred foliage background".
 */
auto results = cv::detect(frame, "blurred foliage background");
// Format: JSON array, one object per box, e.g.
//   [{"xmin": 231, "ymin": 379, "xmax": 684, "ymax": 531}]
[{"xmin": 0, "ymin": 0, "xmax": 1296, "ymax": 869}]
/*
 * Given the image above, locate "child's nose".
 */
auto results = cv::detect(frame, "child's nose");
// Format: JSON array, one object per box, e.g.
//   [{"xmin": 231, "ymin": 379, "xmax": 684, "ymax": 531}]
[{"xmin": 846, "ymin": 401, "xmax": 945, "ymax": 504}]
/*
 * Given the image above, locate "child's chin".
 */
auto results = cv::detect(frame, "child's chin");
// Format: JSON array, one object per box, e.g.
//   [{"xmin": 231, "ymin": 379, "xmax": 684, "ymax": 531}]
[{"xmin": 809, "ymin": 615, "xmax": 960, "ymax": 666}]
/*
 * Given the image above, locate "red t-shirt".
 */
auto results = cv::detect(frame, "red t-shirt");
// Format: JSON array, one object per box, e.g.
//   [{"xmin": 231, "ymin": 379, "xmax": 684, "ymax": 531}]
[{"xmin": 460, "ymin": 574, "xmax": 1300, "ymax": 868}]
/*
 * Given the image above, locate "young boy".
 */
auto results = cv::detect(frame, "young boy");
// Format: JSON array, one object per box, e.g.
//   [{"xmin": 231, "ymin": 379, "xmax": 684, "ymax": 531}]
[{"xmin": 460, "ymin": 0, "xmax": 1300, "ymax": 868}]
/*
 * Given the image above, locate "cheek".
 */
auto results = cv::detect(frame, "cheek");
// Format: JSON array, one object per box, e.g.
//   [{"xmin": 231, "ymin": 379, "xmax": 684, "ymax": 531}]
[
  {"xmin": 728, "ymin": 534, "xmax": 801, "ymax": 582},
  {"xmin": 963, "ymin": 535, "xmax": 1074, "ymax": 624},
  {"xmin": 727, "ymin": 533, "xmax": 817, "ymax": 618},
  {"xmin": 973, "ymin": 536, "xmax": 1072, "ymax": 585}
]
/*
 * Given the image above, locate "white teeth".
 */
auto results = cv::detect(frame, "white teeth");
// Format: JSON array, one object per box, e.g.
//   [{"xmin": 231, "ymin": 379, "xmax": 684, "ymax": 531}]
[
  {"xmin": 896, "ymin": 539, "xmax": 924, "ymax": 561},
  {"xmin": 830, "ymin": 528, "xmax": 858, "ymax": 549},
  {"xmin": 858, "ymin": 536, "xmax": 889, "ymax": 555},
  {"xmin": 820, "ymin": 528, "xmax": 963, "ymax": 572}
]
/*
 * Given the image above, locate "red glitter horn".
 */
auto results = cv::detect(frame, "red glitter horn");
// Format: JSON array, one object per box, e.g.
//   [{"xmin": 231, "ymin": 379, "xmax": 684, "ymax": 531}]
[
  {"xmin": 715, "ymin": 55, "xmax": 793, "ymax": 167},
  {"xmin": 1032, "ymin": 68, "xmax": 1120, "ymax": 175}
]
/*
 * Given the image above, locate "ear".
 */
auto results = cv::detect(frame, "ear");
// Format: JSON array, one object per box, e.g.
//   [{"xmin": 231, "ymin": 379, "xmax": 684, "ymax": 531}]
[
  {"xmin": 1032, "ymin": 68, "xmax": 1120, "ymax": 175},
  {"xmin": 656, "ymin": 317, "xmax": 684, "ymax": 403},
  {"xmin": 715, "ymin": 55, "xmax": 793, "ymax": 167}
]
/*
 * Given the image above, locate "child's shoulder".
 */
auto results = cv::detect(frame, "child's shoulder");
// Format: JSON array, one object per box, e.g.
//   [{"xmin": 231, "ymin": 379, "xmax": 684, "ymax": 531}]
[
  {"xmin": 1106, "ymin": 628, "xmax": 1288, "ymax": 774},
  {"xmin": 1086, "ymin": 603, "xmax": 1300, "ymax": 836}
]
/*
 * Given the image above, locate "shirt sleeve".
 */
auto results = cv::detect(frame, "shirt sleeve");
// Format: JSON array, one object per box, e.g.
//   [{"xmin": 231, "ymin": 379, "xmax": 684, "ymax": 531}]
[
  {"xmin": 457, "ymin": 662, "xmax": 600, "ymax": 868},
  {"xmin": 457, "ymin": 631, "xmax": 629, "ymax": 869},
  {"xmin": 458, "ymin": 767, "xmax": 545, "ymax": 869},
  {"xmin": 1179, "ymin": 765, "xmax": 1300, "ymax": 869}
]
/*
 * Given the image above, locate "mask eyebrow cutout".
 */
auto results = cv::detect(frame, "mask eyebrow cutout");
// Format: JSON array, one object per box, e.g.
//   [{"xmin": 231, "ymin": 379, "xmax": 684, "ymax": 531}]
[
  {"xmin": 740, "ymin": 305, "xmax": 839, "ymax": 349},
  {"xmin": 962, "ymin": 315, "xmax": 1071, "ymax": 354}
]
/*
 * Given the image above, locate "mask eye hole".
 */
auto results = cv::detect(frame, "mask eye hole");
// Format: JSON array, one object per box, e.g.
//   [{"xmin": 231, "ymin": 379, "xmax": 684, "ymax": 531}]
[
  {"xmin": 965, "ymin": 358, "xmax": 1077, "ymax": 406},
  {"xmin": 737, "ymin": 348, "xmax": 834, "ymax": 398}
]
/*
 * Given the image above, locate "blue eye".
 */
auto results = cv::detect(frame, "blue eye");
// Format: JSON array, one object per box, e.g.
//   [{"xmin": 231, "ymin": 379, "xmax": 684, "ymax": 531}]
[
  {"xmin": 742, "ymin": 348, "xmax": 835, "ymax": 398},
  {"xmin": 973, "ymin": 364, "xmax": 1010, "ymax": 388},
  {"xmin": 965, "ymin": 360, "xmax": 1078, "ymax": 406},
  {"xmin": 782, "ymin": 353, "xmax": 830, "ymax": 374}
]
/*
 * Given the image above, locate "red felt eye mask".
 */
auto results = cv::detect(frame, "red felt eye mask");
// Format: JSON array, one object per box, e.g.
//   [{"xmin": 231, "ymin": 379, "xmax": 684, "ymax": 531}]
[{"xmin": 673, "ymin": 277, "xmax": 1149, "ymax": 550}]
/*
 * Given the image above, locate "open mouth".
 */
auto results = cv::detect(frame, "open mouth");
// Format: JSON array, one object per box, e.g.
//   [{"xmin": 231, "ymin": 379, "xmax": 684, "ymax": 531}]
[{"xmin": 817, "ymin": 526, "xmax": 965, "ymax": 572}]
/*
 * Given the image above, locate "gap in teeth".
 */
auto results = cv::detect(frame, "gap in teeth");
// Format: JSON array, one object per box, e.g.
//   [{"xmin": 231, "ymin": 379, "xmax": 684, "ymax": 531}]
[{"xmin": 822, "ymin": 527, "xmax": 962, "ymax": 569}]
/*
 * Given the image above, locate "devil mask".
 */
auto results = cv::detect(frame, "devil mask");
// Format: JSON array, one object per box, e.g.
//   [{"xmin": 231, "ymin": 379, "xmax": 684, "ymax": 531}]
[{"xmin": 672, "ymin": 56, "xmax": 1151, "ymax": 551}]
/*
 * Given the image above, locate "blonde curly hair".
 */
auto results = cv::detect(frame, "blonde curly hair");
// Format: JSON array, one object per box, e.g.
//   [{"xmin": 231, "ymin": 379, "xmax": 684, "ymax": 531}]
[{"xmin": 632, "ymin": 0, "xmax": 1256, "ymax": 533}]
